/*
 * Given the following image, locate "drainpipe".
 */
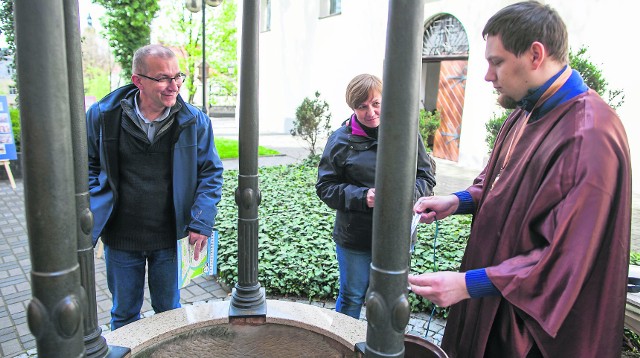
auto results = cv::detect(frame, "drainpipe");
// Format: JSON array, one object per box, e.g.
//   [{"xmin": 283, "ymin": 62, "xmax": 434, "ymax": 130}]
[
  {"xmin": 365, "ymin": 0, "xmax": 425, "ymax": 356},
  {"xmin": 62, "ymin": 0, "xmax": 109, "ymax": 356},
  {"xmin": 229, "ymin": 0, "xmax": 266, "ymax": 317},
  {"xmin": 14, "ymin": 1, "xmax": 85, "ymax": 356}
]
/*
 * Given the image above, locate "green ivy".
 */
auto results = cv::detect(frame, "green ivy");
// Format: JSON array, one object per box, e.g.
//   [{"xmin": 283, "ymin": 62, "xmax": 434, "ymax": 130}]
[{"xmin": 216, "ymin": 160, "xmax": 470, "ymax": 315}]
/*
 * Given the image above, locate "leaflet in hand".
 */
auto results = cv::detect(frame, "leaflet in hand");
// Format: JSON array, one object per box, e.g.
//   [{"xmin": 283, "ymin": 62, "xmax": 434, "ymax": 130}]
[
  {"xmin": 410, "ymin": 212, "xmax": 421, "ymax": 253},
  {"xmin": 177, "ymin": 230, "xmax": 219, "ymax": 289}
]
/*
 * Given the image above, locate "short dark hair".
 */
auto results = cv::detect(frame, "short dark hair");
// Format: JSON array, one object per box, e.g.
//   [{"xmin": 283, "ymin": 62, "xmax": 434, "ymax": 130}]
[
  {"xmin": 345, "ymin": 74, "xmax": 382, "ymax": 110},
  {"xmin": 482, "ymin": 1, "xmax": 568, "ymax": 63}
]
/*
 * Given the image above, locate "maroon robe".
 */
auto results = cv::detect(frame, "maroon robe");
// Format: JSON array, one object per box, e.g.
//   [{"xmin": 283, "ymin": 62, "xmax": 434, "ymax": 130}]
[{"xmin": 442, "ymin": 90, "xmax": 631, "ymax": 357}]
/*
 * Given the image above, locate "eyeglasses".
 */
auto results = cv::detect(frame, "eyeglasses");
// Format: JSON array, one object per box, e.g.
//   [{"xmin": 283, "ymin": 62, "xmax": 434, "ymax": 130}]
[{"xmin": 136, "ymin": 72, "xmax": 186, "ymax": 84}]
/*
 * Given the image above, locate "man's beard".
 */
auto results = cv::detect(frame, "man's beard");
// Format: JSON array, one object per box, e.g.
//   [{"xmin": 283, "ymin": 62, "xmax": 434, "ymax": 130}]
[{"xmin": 498, "ymin": 94, "xmax": 518, "ymax": 109}]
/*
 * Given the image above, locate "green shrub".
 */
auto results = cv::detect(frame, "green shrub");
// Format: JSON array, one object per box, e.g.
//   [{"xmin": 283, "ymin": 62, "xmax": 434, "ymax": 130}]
[
  {"xmin": 484, "ymin": 110, "xmax": 511, "ymax": 152},
  {"xmin": 419, "ymin": 108, "xmax": 441, "ymax": 150},
  {"xmin": 569, "ymin": 46, "xmax": 624, "ymax": 109},
  {"xmin": 291, "ymin": 91, "xmax": 332, "ymax": 157},
  {"xmin": 216, "ymin": 160, "xmax": 469, "ymax": 316},
  {"xmin": 9, "ymin": 107, "xmax": 20, "ymax": 152}
]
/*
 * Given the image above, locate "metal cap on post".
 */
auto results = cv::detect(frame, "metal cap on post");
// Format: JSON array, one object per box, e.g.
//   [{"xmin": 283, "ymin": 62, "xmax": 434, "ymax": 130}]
[
  {"xmin": 365, "ymin": 0, "xmax": 426, "ymax": 357},
  {"xmin": 229, "ymin": 0, "xmax": 266, "ymax": 318}
]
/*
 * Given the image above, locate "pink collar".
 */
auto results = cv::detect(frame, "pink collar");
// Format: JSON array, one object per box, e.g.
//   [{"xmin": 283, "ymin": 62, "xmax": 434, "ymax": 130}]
[{"xmin": 350, "ymin": 114, "xmax": 367, "ymax": 137}]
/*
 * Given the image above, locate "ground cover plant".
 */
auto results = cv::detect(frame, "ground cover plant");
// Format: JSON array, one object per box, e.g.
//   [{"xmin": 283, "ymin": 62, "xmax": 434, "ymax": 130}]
[{"xmin": 215, "ymin": 159, "xmax": 469, "ymax": 316}]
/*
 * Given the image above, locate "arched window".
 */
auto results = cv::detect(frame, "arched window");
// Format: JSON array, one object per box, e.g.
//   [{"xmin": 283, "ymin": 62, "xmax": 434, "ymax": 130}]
[{"xmin": 423, "ymin": 14, "xmax": 469, "ymax": 57}]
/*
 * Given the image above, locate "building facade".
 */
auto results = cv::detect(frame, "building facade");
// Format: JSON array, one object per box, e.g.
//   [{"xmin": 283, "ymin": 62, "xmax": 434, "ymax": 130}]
[{"xmin": 238, "ymin": 0, "xmax": 638, "ymax": 188}]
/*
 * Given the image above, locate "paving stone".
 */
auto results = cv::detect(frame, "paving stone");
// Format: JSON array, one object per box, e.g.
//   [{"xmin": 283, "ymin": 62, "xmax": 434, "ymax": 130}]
[
  {"xmin": 1, "ymin": 285, "xmax": 17, "ymax": 296},
  {"xmin": 7, "ymin": 302, "xmax": 23, "ymax": 315},
  {"xmin": 15, "ymin": 282, "xmax": 29, "ymax": 293},
  {"xmin": 0, "ymin": 315, "xmax": 12, "ymax": 328},
  {"xmin": 0, "ymin": 327, "xmax": 16, "ymax": 338},
  {"xmin": 1, "ymin": 338, "xmax": 22, "ymax": 356},
  {"xmin": 14, "ymin": 323, "xmax": 29, "ymax": 337},
  {"xmin": 5, "ymin": 292, "xmax": 31, "ymax": 306}
]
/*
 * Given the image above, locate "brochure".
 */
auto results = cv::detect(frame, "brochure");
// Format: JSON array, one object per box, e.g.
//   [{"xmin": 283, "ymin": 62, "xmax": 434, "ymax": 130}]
[{"xmin": 177, "ymin": 230, "xmax": 218, "ymax": 289}]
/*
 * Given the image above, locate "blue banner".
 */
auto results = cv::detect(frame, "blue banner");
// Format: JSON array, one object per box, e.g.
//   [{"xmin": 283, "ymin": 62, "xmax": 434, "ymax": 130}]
[{"xmin": 0, "ymin": 95, "xmax": 17, "ymax": 161}]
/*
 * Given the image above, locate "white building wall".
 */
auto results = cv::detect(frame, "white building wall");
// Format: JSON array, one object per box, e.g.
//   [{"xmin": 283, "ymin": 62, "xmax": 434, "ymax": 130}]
[
  {"xmin": 255, "ymin": 0, "xmax": 389, "ymax": 134},
  {"xmin": 238, "ymin": 0, "xmax": 639, "ymax": 189}
]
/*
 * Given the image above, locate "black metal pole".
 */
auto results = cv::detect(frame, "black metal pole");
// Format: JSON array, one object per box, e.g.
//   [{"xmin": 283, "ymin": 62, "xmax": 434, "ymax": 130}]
[
  {"xmin": 229, "ymin": 0, "xmax": 266, "ymax": 317},
  {"xmin": 14, "ymin": 1, "xmax": 86, "ymax": 356},
  {"xmin": 62, "ymin": 0, "xmax": 109, "ymax": 356},
  {"xmin": 365, "ymin": 0, "xmax": 425, "ymax": 357},
  {"xmin": 202, "ymin": 0, "xmax": 207, "ymax": 113}
]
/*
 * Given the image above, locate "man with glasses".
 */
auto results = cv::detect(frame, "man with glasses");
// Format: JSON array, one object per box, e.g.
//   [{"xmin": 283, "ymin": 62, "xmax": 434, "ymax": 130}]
[{"xmin": 86, "ymin": 44, "xmax": 224, "ymax": 330}]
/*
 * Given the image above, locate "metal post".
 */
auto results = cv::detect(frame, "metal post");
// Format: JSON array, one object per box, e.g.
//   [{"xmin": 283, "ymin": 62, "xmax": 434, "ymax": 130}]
[
  {"xmin": 62, "ymin": 0, "xmax": 109, "ymax": 356},
  {"xmin": 14, "ymin": 1, "xmax": 85, "ymax": 356},
  {"xmin": 365, "ymin": 0, "xmax": 425, "ymax": 357},
  {"xmin": 229, "ymin": 0, "xmax": 266, "ymax": 317},
  {"xmin": 202, "ymin": 0, "xmax": 207, "ymax": 113}
]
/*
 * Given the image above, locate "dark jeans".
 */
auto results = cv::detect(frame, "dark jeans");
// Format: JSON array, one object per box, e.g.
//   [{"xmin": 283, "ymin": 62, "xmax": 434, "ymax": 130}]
[
  {"xmin": 335, "ymin": 243, "xmax": 371, "ymax": 319},
  {"xmin": 105, "ymin": 246, "xmax": 181, "ymax": 330}
]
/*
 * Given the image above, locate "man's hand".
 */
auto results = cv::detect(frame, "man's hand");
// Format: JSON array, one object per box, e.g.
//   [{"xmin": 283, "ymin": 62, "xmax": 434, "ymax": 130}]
[
  {"xmin": 366, "ymin": 188, "xmax": 376, "ymax": 208},
  {"xmin": 188, "ymin": 231, "xmax": 208, "ymax": 261},
  {"xmin": 408, "ymin": 271, "xmax": 470, "ymax": 307},
  {"xmin": 413, "ymin": 194, "xmax": 459, "ymax": 224}
]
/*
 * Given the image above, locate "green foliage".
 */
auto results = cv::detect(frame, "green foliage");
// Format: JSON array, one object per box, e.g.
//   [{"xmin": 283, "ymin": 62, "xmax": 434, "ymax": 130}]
[
  {"xmin": 624, "ymin": 328, "xmax": 640, "ymax": 355},
  {"xmin": 569, "ymin": 46, "xmax": 625, "ymax": 109},
  {"xmin": 0, "ymin": 0, "xmax": 14, "ymax": 61},
  {"xmin": 9, "ymin": 107, "xmax": 19, "ymax": 152},
  {"xmin": 158, "ymin": 0, "xmax": 201, "ymax": 103},
  {"xmin": 158, "ymin": 0, "xmax": 237, "ymax": 107},
  {"xmin": 84, "ymin": 66, "xmax": 111, "ymax": 100},
  {"xmin": 484, "ymin": 110, "xmax": 511, "ymax": 152},
  {"xmin": 0, "ymin": 0, "xmax": 17, "ymax": 92},
  {"xmin": 93, "ymin": 0, "xmax": 160, "ymax": 81},
  {"xmin": 409, "ymin": 215, "xmax": 471, "ymax": 316},
  {"xmin": 291, "ymin": 91, "xmax": 332, "ymax": 157},
  {"xmin": 216, "ymin": 162, "xmax": 339, "ymax": 300},
  {"xmin": 215, "ymin": 161, "xmax": 469, "ymax": 316},
  {"xmin": 484, "ymin": 46, "xmax": 625, "ymax": 151},
  {"xmin": 418, "ymin": 109, "xmax": 441, "ymax": 150},
  {"xmin": 207, "ymin": 0, "xmax": 237, "ymax": 106}
]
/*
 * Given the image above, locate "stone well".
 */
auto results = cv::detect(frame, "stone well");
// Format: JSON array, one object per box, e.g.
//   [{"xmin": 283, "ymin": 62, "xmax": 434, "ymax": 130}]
[{"xmin": 104, "ymin": 300, "xmax": 447, "ymax": 357}]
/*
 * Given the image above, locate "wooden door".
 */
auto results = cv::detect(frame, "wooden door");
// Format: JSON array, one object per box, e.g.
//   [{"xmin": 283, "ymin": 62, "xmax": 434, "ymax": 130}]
[{"xmin": 433, "ymin": 60, "xmax": 467, "ymax": 162}]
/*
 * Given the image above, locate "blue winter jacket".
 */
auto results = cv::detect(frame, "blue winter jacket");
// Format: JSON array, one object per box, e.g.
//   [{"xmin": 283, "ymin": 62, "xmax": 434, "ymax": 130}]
[{"xmin": 86, "ymin": 83, "xmax": 224, "ymax": 246}]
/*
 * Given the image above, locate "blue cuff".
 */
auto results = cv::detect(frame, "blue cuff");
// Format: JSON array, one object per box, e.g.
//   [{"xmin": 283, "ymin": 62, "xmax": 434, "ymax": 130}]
[
  {"xmin": 453, "ymin": 191, "xmax": 475, "ymax": 215},
  {"xmin": 465, "ymin": 269, "xmax": 500, "ymax": 298}
]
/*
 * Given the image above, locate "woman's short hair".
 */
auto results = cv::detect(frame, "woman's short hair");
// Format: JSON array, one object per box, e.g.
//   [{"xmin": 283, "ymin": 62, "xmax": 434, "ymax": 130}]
[{"xmin": 345, "ymin": 74, "xmax": 383, "ymax": 110}]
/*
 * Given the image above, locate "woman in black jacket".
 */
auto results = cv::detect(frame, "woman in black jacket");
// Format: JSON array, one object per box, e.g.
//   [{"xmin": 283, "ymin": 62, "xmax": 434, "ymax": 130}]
[{"xmin": 316, "ymin": 73, "xmax": 436, "ymax": 319}]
